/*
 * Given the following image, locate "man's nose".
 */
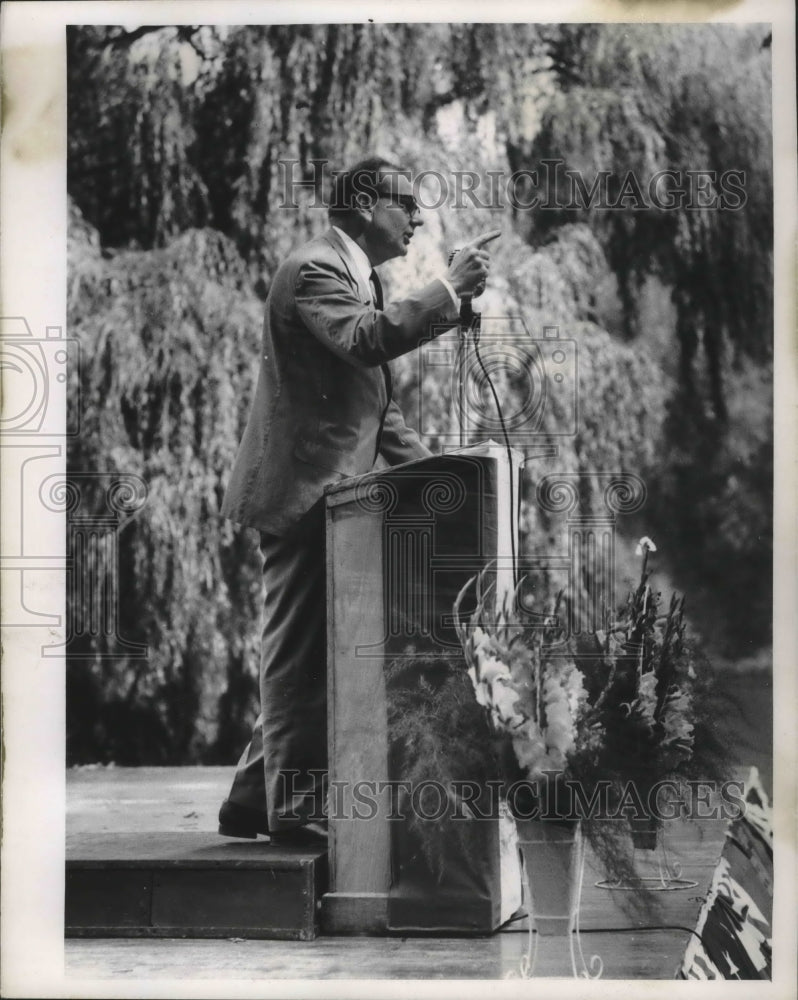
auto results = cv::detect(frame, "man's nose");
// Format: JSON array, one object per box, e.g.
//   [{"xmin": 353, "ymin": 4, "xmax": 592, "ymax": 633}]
[{"xmin": 411, "ymin": 215, "xmax": 423, "ymax": 228}]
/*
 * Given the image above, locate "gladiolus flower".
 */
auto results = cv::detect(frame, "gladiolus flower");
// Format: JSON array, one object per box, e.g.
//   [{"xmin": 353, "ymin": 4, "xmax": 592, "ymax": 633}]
[
  {"xmin": 471, "ymin": 626, "xmax": 490, "ymax": 653},
  {"xmin": 467, "ymin": 666, "xmax": 489, "ymax": 707},
  {"xmin": 491, "ymin": 678, "xmax": 523, "ymax": 724},
  {"xmin": 479, "ymin": 655, "xmax": 511, "ymax": 685}
]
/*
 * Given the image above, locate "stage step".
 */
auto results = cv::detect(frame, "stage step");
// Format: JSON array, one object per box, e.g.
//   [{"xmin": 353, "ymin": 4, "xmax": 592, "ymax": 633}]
[{"xmin": 66, "ymin": 832, "xmax": 327, "ymax": 941}]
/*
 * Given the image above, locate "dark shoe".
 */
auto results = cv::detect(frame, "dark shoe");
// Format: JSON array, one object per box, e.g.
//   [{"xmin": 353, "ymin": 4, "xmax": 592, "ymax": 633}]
[
  {"xmin": 268, "ymin": 820, "xmax": 328, "ymax": 847},
  {"xmin": 218, "ymin": 799, "xmax": 270, "ymax": 839}
]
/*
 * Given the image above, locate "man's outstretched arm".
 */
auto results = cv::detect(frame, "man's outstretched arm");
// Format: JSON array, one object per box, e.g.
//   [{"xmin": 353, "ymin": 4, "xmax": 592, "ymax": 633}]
[{"xmin": 294, "ymin": 261, "xmax": 458, "ymax": 367}]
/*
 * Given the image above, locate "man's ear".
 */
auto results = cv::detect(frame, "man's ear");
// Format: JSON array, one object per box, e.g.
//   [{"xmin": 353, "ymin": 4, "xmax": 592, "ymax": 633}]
[{"xmin": 353, "ymin": 191, "xmax": 375, "ymax": 225}]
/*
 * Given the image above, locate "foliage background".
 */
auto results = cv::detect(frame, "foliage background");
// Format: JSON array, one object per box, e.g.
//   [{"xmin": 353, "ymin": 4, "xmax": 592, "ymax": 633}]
[{"xmin": 66, "ymin": 23, "xmax": 772, "ymax": 765}]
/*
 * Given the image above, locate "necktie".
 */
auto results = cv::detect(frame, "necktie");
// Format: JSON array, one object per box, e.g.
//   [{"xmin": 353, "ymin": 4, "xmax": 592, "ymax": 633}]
[
  {"xmin": 369, "ymin": 269, "xmax": 391, "ymax": 408},
  {"xmin": 369, "ymin": 269, "xmax": 384, "ymax": 310}
]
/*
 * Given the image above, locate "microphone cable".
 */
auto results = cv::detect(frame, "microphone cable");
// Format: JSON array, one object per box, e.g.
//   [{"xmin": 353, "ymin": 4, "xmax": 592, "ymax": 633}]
[
  {"xmin": 449, "ymin": 246, "xmax": 520, "ymax": 595},
  {"xmin": 464, "ymin": 312, "xmax": 520, "ymax": 591}
]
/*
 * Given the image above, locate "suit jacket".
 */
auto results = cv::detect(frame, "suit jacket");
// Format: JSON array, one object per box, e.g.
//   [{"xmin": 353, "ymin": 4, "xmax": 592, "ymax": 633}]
[{"xmin": 221, "ymin": 227, "xmax": 459, "ymax": 534}]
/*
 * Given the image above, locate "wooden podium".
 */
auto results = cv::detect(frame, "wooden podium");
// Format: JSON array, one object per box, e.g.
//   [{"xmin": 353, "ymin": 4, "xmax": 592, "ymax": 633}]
[{"xmin": 321, "ymin": 442, "xmax": 523, "ymax": 935}]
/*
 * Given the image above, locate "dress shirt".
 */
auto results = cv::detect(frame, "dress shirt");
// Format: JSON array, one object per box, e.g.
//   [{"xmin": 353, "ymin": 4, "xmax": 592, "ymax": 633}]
[{"xmin": 331, "ymin": 225, "xmax": 460, "ymax": 310}]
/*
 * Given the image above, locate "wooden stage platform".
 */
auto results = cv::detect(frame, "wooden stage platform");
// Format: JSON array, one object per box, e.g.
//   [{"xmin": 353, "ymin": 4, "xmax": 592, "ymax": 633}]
[{"xmin": 66, "ymin": 765, "xmax": 734, "ymax": 980}]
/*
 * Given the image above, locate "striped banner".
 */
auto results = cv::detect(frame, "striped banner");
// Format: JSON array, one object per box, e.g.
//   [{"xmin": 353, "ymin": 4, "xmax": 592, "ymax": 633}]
[{"xmin": 678, "ymin": 768, "xmax": 772, "ymax": 980}]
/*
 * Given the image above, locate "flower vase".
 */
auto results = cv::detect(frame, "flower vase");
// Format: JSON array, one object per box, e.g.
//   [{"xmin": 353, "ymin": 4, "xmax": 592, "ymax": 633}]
[
  {"xmin": 629, "ymin": 815, "xmax": 659, "ymax": 851},
  {"xmin": 596, "ymin": 819, "xmax": 698, "ymax": 892},
  {"xmin": 507, "ymin": 818, "xmax": 602, "ymax": 979},
  {"xmin": 631, "ymin": 819, "xmax": 698, "ymax": 891}
]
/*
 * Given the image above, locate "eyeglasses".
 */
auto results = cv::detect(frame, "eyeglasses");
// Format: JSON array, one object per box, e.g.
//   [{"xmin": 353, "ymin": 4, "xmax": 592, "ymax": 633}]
[{"xmin": 377, "ymin": 193, "xmax": 420, "ymax": 219}]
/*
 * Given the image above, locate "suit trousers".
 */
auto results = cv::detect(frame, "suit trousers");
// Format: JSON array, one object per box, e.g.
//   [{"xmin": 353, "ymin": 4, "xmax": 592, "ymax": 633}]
[{"xmin": 226, "ymin": 500, "xmax": 327, "ymax": 831}]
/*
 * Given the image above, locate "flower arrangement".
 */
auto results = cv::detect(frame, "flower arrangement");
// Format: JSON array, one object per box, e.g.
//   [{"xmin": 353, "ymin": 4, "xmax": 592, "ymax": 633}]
[
  {"xmin": 453, "ymin": 538, "xmax": 729, "ymax": 885},
  {"xmin": 454, "ymin": 577, "xmax": 597, "ymax": 789},
  {"xmin": 584, "ymin": 537, "xmax": 728, "ymax": 845}
]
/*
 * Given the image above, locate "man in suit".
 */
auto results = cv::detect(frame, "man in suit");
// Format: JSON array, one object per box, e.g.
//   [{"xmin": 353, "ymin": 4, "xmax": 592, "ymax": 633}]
[{"xmin": 218, "ymin": 156, "xmax": 497, "ymax": 844}]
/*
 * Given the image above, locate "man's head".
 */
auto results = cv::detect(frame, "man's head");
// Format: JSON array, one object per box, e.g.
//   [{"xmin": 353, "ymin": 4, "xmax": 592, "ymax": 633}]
[{"xmin": 329, "ymin": 156, "xmax": 423, "ymax": 265}]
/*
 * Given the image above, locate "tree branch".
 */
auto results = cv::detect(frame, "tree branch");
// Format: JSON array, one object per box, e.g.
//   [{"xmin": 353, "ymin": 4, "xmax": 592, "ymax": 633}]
[{"xmin": 104, "ymin": 26, "xmax": 169, "ymax": 50}]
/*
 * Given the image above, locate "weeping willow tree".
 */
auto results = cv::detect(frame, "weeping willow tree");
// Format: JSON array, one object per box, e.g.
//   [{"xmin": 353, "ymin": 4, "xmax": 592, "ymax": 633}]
[
  {"xmin": 526, "ymin": 24, "xmax": 772, "ymax": 396},
  {"xmin": 66, "ymin": 22, "xmax": 772, "ymax": 763},
  {"xmin": 67, "ymin": 204, "xmax": 265, "ymax": 763},
  {"xmin": 68, "ymin": 24, "xmax": 528, "ymax": 267},
  {"xmin": 66, "ymin": 23, "xmax": 485, "ymax": 762},
  {"xmin": 516, "ymin": 24, "xmax": 773, "ymax": 651}
]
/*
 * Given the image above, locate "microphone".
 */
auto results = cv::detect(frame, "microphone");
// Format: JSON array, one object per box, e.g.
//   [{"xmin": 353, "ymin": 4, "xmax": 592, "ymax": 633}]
[
  {"xmin": 460, "ymin": 295, "xmax": 475, "ymax": 328},
  {"xmin": 449, "ymin": 230, "xmax": 498, "ymax": 329},
  {"xmin": 447, "ymin": 249, "xmax": 476, "ymax": 329}
]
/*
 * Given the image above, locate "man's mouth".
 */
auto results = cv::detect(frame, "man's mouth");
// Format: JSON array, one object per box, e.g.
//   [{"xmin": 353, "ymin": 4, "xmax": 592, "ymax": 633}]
[{"xmin": 402, "ymin": 232, "xmax": 413, "ymax": 245}]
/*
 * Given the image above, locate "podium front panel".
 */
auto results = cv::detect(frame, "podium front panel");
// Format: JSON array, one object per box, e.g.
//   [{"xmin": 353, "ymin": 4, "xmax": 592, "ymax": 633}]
[{"xmin": 323, "ymin": 447, "xmax": 522, "ymax": 934}]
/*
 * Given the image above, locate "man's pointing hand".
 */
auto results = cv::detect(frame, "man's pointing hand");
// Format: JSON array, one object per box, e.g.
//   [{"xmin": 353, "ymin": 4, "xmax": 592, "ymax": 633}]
[
  {"xmin": 463, "ymin": 229, "xmax": 502, "ymax": 250},
  {"xmin": 447, "ymin": 229, "xmax": 501, "ymax": 297}
]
